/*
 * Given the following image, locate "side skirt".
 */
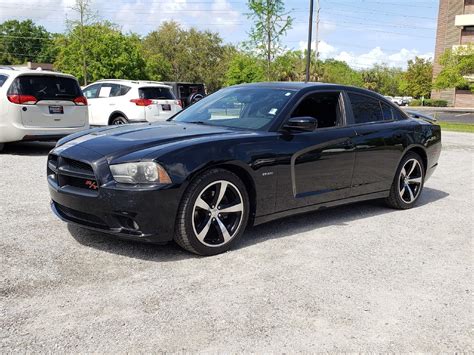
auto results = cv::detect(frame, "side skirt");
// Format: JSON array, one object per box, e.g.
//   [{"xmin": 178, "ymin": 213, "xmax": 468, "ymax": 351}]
[{"xmin": 253, "ymin": 190, "xmax": 390, "ymax": 226}]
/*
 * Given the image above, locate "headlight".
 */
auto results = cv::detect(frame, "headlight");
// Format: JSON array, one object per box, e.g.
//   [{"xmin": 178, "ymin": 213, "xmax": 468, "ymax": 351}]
[{"xmin": 110, "ymin": 162, "xmax": 172, "ymax": 184}]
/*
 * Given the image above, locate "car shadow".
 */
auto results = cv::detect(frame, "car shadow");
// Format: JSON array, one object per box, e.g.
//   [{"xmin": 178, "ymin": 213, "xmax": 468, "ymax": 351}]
[
  {"xmin": 235, "ymin": 187, "xmax": 449, "ymax": 251},
  {"xmin": 67, "ymin": 186, "xmax": 449, "ymax": 260},
  {"xmin": 1, "ymin": 141, "xmax": 56, "ymax": 156}
]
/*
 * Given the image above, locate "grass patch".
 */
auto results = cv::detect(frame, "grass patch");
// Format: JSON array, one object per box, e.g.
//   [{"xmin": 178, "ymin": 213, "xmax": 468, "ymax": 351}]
[{"xmin": 438, "ymin": 121, "xmax": 474, "ymax": 133}]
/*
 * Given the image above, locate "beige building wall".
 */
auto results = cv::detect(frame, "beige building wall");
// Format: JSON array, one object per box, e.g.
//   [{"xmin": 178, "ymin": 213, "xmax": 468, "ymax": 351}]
[{"xmin": 432, "ymin": 0, "xmax": 474, "ymax": 107}]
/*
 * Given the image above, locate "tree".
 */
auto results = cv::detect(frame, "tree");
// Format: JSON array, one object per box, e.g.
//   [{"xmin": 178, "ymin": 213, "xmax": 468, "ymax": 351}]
[
  {"xmin": 143, "ymin": 21, "xmax": 233, "ymax": 92},
  {"xmin": 68, "ymin": 0, "xmax": 97, "ymax": 85},
  {"xmin": 246, "ymin": 0, "xmax": 293, "ymax": 80},
  {"xmin": 55, "ymin": 23, "xmax": 147, "ymax": 83},
  {"xmin": 361, "ymin": 64, "xmax": 404, "ymax": 96},
  {"xmin": 434, "ymin": 44, "xmax": 474, "ymax": 92},
  {"xmin": 399, "ymin": 57, "xmax": 432, "ymax": 98},
  {"xmin": 273, "ymin": 50, "xmax": 305, "ymax": 81},
  {"xmin": 225, "ymin": 53, "xmax": 265, "ymax": 85},
  {"xmin": 0, "ymin": 20, "xmax": 54, "ymax": 64},
  {"xmin": 321, "ymin": 59, "xmax": 363, "ymax": 87}
]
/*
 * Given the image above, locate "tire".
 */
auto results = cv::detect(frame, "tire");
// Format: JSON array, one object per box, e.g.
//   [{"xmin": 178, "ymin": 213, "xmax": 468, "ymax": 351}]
[
  {"xmin": 0, "ymin": 143, "xmax": 4, "ymax": 152},
  {"xmin": 110, "ymin": 116, "xmax": 128, "ymax": 125},
  {"xmin": 385, "ymin": 152, "xmax": 425, "ymax": 209},
  {"xmin": 186, "ymin": 93, "xmax": 204, "ymax": 106},
  {"xmin": 174, "ymin": 168, "xmax": 250, "ymax": 256}
]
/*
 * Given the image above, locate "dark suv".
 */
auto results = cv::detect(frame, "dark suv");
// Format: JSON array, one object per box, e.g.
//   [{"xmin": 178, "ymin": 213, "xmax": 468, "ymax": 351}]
[{"xmin": 164, "ymin": 82, "xmax": 206, "ymax": 108}]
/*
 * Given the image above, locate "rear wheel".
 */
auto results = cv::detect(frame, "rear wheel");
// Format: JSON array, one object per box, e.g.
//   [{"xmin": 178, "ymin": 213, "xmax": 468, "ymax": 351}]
[
  {"xmin": 386, "ymin": 152, "xmax": 425, "ymax": 209},
  {"xmin": 174, "ymin": 169, "xmax": 249, "ymax": 255},
  {"xmin": 110, "ymin": 116, "xmax": 128, "ymax": 125}
]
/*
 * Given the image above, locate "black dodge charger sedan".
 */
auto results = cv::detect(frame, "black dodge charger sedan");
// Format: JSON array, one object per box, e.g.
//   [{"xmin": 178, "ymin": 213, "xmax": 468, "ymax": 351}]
[{"xmin": 47, "ymin": 83, "xmax": 441, "ymax": 255}]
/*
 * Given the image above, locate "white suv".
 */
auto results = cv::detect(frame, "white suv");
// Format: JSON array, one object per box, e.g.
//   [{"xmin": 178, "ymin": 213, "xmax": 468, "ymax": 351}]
[
  {"xmin": 0, "ymin": 68, "xmax": 89, "ymax": 152},
  {"xmin": 82, "ymin": 80, "xmax": 182, "ymax": 126}
]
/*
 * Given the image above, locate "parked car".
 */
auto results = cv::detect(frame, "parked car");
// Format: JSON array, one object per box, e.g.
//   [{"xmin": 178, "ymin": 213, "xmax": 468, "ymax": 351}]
[
  {"xmin": 164, "ymin": 82, "xmax": 206, "ymax": 108},
  {"xmin": 47, "ymin": 82, "xmax": 441, "ymax": 255},
  {"xmin": 82, "ymin": 79, "xmax": 182, "ymax": 126},
  {"xmin": 384, "ymin": 96, "xmax": 408, "ymax": 106},
  {"xmin": 0, "ymin": 67, "xmax": 89, "ymax": 152},
  {"xmin": 393, "ymin": 96, "xmax": 408, "ymax": 106}
]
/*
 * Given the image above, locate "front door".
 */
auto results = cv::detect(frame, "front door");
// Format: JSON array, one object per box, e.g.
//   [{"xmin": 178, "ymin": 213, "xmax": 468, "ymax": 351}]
[{"xmin": 275, "ymin": 91, "xmax": 357, "ymax": 211}]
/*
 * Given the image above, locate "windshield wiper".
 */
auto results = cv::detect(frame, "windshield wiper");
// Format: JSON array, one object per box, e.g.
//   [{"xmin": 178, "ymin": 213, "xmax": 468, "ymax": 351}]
[{"xmin": 186, "ymin": 121, "xmax": 208, "ymax": 125}]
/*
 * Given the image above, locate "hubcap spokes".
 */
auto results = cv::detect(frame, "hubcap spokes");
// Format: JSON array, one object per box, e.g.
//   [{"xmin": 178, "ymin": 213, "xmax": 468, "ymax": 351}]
[
  {"xmin": 399, "ymin": 159, "xmax": 423, "ymax": 203},
  {"xmin": 192, "ymin": 180, "xmax": 244, "ymax": 247}
]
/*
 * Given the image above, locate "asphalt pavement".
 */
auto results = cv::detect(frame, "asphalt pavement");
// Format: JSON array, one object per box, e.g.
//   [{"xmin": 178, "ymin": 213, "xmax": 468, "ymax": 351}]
[{"xmin": 1, "ymin": 132, "xmax": 473, "ymax": 352}]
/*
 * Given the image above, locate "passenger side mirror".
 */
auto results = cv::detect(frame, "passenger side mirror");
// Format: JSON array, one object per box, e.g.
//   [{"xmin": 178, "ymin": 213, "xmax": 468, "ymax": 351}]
[{"xmin": 283, "ymin": 116, "xmax": 318, "ymax": 132}]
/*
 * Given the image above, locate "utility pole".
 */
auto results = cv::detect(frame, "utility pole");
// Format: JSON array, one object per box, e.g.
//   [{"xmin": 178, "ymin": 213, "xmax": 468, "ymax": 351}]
[
  {"xmin": 315, "ymin": 0, "xmax": 320, "ymax": 62},
  {"xmin": 305, "ymin": 0, "xmax": 314, "ymax": 82}
]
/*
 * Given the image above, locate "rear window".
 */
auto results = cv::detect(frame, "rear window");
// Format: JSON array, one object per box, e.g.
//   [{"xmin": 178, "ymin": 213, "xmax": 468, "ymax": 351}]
[
  {"xmin": 139, "ymin": 87, "xmax": 175, "ymax": 100},
  {"xmin": 9, "ymin": 75, "xmax": 81, "ymax": 101},
  {"xmin": 348, "ymin": 92, "xmax": 383, "ymax": 124}
]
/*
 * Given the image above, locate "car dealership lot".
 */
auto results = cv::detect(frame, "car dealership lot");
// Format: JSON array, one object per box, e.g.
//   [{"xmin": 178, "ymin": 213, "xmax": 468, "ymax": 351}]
[{"xmin": 1, "ymin": 132, "xmax": 472, "ymax": 352}]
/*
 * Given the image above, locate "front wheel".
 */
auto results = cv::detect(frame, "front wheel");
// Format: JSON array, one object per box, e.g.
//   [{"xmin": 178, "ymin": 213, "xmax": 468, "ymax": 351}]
[
  {"xmin": 385, "ymin": 152, "xmax": 425, "ymax": 209},
  {"xmin": 174, "ymin": 169, "xmax": 250, "ymax": 255}
]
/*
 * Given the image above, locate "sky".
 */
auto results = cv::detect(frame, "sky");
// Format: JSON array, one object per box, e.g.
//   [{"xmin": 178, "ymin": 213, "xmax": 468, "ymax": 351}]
[{"xmin": 0, "ymin": 0, "xmax": 439, "ymax": 69}]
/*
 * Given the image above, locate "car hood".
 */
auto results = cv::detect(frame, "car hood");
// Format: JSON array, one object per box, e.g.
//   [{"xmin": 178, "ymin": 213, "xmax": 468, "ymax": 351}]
[{"xmin": 54, "ymin": 122, "xmax": 247, "ymax": 158}]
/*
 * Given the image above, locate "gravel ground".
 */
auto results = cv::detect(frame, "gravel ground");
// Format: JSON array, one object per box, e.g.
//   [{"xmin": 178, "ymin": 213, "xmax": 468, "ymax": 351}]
[{"xmin": 1, "ymin": 132, "xmax": 473, "ymax": 352}]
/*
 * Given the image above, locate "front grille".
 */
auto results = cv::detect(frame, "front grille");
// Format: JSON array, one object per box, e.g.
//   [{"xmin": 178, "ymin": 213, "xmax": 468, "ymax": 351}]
[
  {"xmin": 48, "ymin": 154, "xmax": 99, "ymax": 194},
  {"xmin": 62, "ymin": 157, "xmax": 94, "ymax": 175}
]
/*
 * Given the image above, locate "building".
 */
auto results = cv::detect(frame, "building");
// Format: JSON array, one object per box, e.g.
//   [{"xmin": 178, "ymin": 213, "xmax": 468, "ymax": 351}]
[
  {"xmin": 8, "ymin": 62, "xmax": 55, "ymax": 71},
  {"xmin": 432, "ymin": 0, "xmax": 474, "ymax": 107}
]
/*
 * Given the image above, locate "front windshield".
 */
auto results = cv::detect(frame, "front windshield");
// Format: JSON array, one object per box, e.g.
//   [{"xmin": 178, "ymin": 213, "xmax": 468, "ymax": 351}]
[{"xmin": 172, "ymin": 86, "xmax": 296, "ymax": 130}]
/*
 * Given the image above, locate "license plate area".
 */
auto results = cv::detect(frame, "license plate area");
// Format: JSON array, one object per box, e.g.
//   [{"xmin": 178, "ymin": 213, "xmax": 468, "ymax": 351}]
[
  {"xmin": 161, "ymin": 104, "xmax": 171, "ymax": 111},
  {"xmin": 49, "ymin": 105, "xmax": 64, "ymax": 114}
]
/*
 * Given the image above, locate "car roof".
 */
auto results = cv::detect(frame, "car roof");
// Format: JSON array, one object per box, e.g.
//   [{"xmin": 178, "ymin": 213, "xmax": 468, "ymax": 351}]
[
  {"xmin": 91, "ymin": 79, "xmax": 171, "ymax": 88},
  {"xmin": 0, "ymin": 67, "xmax": 77, "ymax": 79},
  {"xmin": 231, "ymin": 81, "xmax": 388, "ymax": 99}
]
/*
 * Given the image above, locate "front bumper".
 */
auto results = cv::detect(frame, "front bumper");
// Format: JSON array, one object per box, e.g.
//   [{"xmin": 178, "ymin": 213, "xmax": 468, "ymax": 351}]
[{"xmin": 47, "ymin": 151, "xmax": 183, "ymax": 243}]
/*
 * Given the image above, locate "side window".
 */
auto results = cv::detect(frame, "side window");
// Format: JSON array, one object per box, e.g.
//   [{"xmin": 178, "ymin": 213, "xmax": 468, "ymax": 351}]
[
  {"xmin": 83, "ymin": 84, "xmax": 101, "ymax": 99},
  {"xmin": 348, "ymin": 92, "xmax": 383, "ymax": 124},
  {"xmin": 291, "ymin": 91, "xmax": 343, "ymax": 128},
  {"xmin": 98, "ymin": 83, "xmax": 120, "ymax": 98},
  {"xmin": 0, "ymin": 74, "xmax": 8, "ymax": 87},
  {"xmin": 380, "ymin": 101, "xmax": 394, "ymax": 120},
  {"xmin": 120, "ymin": 85, "xmax": 131, "ymax": 96}
]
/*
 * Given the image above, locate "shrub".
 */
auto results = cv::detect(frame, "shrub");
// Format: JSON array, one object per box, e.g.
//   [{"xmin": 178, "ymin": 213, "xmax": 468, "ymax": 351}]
[
  {"xmin": 408, "ymin": 99, "xmax": 448, "ymax": 107},
  {"xmin": 425, "ymin": 99, "xmax": 448, "ymax": 107}
]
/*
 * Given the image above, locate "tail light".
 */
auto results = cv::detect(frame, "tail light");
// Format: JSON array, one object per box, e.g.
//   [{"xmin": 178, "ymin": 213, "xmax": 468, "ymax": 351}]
[
  {"xmin": 130, "ymin": 98, "xmax": 153, "ymax": 106},
  {"xmin": 7, "ymin": 95, "xmax": 38, "ymax": 105},
  {"xmin": 175, "ymin": 100, "xmax": 182, "ymax": 108},
  {"xmin": 73, "ymin": 96, "xmax": 88, "ymax": 106}
]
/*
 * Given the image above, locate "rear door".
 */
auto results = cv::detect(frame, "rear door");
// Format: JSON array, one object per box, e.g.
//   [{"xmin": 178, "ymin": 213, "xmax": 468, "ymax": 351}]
[
  {"xmin": 140, "ymin": 86, "xmax": 181, "ymax": 122},
  {"xmin": 346, "ymin": 92, "xmax": 407, "ymax": 195},
  {"xmin": 83, "ymin": 83, "xmax": 101, "ymax": 125},
  {"xmin": 94, "ymin": 83, "xmax": 122, "ymax": 125},
  {"xmin": 12, "ymin": 75, "xmax": 87, "ymax": 128}
]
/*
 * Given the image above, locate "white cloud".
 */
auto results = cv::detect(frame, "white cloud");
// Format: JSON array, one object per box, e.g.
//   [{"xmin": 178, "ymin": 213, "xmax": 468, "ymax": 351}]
[
  {"xmin": 298, "ymin": 40, "xmax": 338, "ymax": 59},
  {"xmin": 336, "ymin": 47, "xmax": 434, "ymax": 69},
  {"xmin": 298, "ymin": 40, "xmax": 433, "ymax": 69}
]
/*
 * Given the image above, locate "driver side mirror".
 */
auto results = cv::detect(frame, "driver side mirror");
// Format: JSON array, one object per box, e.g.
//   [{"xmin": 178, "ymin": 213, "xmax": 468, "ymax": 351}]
[{"xmin": 283, "ymin": 116, "xmax": 318, "ymax": 132}]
